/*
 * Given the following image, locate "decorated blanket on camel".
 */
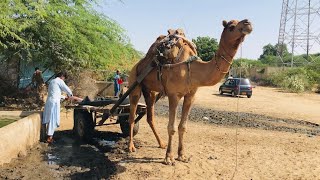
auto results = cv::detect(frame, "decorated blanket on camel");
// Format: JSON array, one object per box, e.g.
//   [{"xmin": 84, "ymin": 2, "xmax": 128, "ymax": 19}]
[{"xmin": 136, "ymin": 28, "xmax": 199, "ymax": 75}]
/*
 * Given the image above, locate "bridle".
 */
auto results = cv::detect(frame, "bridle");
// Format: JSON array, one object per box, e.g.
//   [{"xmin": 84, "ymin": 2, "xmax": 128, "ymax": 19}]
[{"xmin": 214, "ymin": 36, "xmax": 245, "ymax": 74}]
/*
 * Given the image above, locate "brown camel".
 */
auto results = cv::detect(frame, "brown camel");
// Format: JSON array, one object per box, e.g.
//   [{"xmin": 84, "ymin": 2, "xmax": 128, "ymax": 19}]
[{"xmin": 128, "ymin": 19, "xmax": 253, "ymax": 165}]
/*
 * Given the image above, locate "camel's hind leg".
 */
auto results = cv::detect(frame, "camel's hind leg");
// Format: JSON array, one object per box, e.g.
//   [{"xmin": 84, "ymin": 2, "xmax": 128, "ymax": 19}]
[
  {"xmin": 128, "ymin": 84, "xmax": 142, "ymax": 152},
  {"xmin": 165, "ymin": 94, "xmax": 182, "ymax": 165},
  {"xmin": 142, "ymin": 90, "xmax": 166, "ymax": 149},
  {"xmin": 177, "ymin": 92, "xmax": 195, "ymax": 162}
]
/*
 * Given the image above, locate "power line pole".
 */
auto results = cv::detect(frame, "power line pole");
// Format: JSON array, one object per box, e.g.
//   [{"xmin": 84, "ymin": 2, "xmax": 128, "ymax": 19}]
[{"xmin": 277, "ymin": 0, "xmax": 320, "ymax": 67}]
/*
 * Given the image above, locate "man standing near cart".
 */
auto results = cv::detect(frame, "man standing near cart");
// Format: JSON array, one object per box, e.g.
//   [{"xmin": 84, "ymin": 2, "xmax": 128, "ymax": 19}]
[{"xmin": 42, "ymin": 71, "xmax": 83, "ymax": 143}]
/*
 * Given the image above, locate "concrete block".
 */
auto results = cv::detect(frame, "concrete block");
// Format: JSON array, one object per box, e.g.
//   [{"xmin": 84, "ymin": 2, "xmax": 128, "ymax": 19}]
[{"xmin": 0, "ymin": 112, "xmax": 41, "ymax": 166}]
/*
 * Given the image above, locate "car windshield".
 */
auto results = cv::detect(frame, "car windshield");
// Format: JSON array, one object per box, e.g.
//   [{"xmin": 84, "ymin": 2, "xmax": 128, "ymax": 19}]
[{"xmin": 236, "ymin": 79, "xmax": 250, "ymax": 85}]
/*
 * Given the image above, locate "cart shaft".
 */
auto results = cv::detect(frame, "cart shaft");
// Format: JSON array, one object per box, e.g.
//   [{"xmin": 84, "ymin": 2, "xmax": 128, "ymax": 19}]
[{"xmin": 109, "ymin": 64, "xmax": 154, "ymax": 114}]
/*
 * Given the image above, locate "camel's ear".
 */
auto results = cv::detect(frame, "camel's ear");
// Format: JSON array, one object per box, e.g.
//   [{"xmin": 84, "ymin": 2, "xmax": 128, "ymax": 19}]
[
  {"xmin": 176, "ymin": 28, "xmax": 185, "ymax": 37},
  {"xmin": 156, "ymin": 35, "xmax": 166, "ymax": 41},
  {"xmin": 223, "ymin": 20, "xmax": 228, "ymax": 27},
  {"xmin": 167, "ymin": 29, "xmax": 175, "ymax": 35}
]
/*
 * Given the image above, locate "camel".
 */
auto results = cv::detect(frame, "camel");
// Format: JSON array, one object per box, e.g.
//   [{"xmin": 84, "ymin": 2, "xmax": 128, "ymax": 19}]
[{"xmin": 128, "ymin": 19, "xmax": 252, "ymax": 165}]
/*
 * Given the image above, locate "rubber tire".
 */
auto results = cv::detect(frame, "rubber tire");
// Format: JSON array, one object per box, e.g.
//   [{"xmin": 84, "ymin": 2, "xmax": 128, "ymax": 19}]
[
  {"xmin": 119, "ymin": 115, "xmax": 139, "ymax": 137},
  {"xmin": 247, "ymin": 94, "xmax": 252, "ymax": 98},
  {"xmin": 73, "ymin": 109, "xmax": 94, "ymax": 142},
  {"xmin": 219, "ymin": 89, "xmax": 223, "ymax": 95},
  {"xmin": 231, "ymin": 91, "xmax": 237, "ymax": 97}
]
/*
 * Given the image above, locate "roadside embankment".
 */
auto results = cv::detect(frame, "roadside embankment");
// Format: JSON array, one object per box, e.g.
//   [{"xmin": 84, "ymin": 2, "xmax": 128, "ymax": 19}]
[{"xmin": 0, "ymin": 111, "xmax": 41, "ymax": 166}]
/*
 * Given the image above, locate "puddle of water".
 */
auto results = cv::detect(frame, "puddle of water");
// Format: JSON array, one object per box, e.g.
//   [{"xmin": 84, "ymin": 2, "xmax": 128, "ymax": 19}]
[
  {"xmin": 47, "ymin": 153, "xmax": 59, "ymax": 165},
  {"xmin": 118, "ymin": 159, "xmax": 131, "ymax": 164},
  {"xmin": 96, "ymin": 139, "xmax": 116, "ymax": 147}
]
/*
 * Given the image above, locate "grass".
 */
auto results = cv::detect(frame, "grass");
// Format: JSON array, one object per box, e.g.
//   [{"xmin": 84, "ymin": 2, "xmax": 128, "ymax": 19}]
[{"xmin": 0, "ymin": 117, "xmax": 20, "ymax": 128}]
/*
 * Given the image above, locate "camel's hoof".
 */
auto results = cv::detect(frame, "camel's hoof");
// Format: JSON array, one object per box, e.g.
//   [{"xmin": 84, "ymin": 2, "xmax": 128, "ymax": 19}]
[
  {"xmin": 164, "ymin": 157, "xmax": 175, "ymax": 166},
  {"xmin": 128, "ymin": 145, "xmax": 136, "ymax": 152},
  {"xmin": 176, "ymin": 155, "xmax": 189, "ymax": 163},
  {"xmin": 159, "ymin": 143, "xmax": 167, "ymax": 149}
]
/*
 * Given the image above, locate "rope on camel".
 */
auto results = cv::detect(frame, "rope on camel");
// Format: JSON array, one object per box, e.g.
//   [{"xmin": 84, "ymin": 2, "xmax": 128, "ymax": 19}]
[{"xmin": 231, "ymin": 44, "xmax": 243, "ymax": 180}]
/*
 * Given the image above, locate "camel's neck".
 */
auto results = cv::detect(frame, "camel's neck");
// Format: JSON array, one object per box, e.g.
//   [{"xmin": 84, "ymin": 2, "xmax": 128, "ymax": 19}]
[
  {"xmin": 216, "ymin": 38, "xmax": 239, "ymax": 61},
  {"xmin": 192, "ymin": 38, "xmax": 242, "ymax": 87}
]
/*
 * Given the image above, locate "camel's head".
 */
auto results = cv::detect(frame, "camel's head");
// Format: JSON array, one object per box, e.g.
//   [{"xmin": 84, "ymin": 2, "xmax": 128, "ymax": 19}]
[
  {"xmin": 222, "ymin": 19, "xmax": 252, "ymax": 44},
  {"xmin": 161, "ymin": 37, "xmax": 197, "ymax": 62},
  {"xmin": 157, "ymin": 29, "xmax": 197, "ymax": 63}
]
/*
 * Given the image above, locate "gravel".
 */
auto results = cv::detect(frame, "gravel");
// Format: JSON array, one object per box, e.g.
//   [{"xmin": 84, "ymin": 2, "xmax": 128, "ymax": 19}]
[{"xmin": 154, "ymin": 98, "xmax": 320, "ymax": 136}]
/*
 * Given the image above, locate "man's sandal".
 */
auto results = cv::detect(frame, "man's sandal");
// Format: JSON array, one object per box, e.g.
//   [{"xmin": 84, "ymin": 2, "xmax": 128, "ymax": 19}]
[{"xmin": 46, "ymin": 137, "xmax": 54, "ymax": 143}]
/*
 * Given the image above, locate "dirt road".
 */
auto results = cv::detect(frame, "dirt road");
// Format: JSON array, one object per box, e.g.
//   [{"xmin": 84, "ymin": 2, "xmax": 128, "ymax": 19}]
[{"xmin": 1, "ymin": 84, "xmax": 320, "ymax": 179}]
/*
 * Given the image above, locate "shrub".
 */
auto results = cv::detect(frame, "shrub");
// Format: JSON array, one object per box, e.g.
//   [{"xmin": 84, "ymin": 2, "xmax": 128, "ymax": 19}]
[
  {"xmin": 281, "ymin": 75, "xmax": 306, "ymax": 92},
  {"xmin": 304, "ymin": 62, "xmax": 320, "ymax": 92},
  {"xmin": 265, "ymin": 67, "xmax": 314, "ymax": 93}
]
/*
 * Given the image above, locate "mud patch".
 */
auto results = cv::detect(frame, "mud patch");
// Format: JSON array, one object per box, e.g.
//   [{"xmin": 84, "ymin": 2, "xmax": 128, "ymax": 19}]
[
  {"xmin": 155, "ymin": 100, "xmax": 320, "ymax": 136},
  {"xmin": 0, "ymin": 130, "xmax": 125, "ymax": 179}
]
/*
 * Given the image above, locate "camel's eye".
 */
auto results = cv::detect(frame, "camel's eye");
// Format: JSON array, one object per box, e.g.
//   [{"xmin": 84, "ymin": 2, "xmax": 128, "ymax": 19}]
[{"xmin": 229, "ymin": 25, "xmax": 236, "ymax": 32}]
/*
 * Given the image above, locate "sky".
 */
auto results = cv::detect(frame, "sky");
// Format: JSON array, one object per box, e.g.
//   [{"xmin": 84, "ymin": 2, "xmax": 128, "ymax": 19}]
[{"xmin": 96, "ymin": 0, "xmax": 283, "ymax": 60}]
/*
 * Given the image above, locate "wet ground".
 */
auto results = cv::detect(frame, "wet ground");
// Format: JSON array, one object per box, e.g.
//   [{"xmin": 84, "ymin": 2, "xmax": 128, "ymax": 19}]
[
  {"xmin": 1, "ymin": 86, "xmax": 320, "ymax": 179},
  {"xmin": 0, "ymin": 128, "xmax": 133, "ymax": 179},
  {"xmin": 1, "ymin": 102, "xmax": 319, "ymax": 179}
]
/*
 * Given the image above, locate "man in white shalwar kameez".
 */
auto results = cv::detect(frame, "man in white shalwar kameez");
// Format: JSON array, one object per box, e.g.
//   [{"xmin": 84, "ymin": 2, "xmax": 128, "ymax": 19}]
[{"xmin": 42, "ymin": 71, "xmax": 82, "ymax": 143}]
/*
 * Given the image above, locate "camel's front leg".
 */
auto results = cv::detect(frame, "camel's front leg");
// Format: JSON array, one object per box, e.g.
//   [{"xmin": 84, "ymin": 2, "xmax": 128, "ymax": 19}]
[
  {"xmin": 128, "ymin": 87, "xmax": 141, "ymax": 152},
  {"xmin": 165, "ymin": 94, "xmax": 181, "ymax": 165},
  {"xmin": 177, "ymin": 93, "xmax": 195, "ymax": 162}
]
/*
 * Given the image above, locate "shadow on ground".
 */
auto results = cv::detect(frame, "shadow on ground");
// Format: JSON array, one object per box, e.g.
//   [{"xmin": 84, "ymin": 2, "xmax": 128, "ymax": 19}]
[{"xmin": 44, "ymin": 130, "xmax": 127, "ymax": 179}]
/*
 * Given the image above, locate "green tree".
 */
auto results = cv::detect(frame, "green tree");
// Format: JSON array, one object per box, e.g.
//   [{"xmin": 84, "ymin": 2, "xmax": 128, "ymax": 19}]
[
  {"xmin": 192, "ymin": 36, "xmax": 218, "ymax": 61},
  {"xmin": 0, "ymin": 0, "xmax": 141, "ymax": 72},
  {"xmin": 259, "ymin": 43, "xmax": 289, "ymax": 58},
  {"xmin": 275, "ymin": 43, "xmax": 289, "ymax": 57},
  {"xmin": 259, "ymin": 55, "xmax": 279, "ymax": 66},
  {"xmin": 258, "ymin": 43, "xmax": 290, "ymax": 66},
  {"xmin": 259, "ymin": 44, "xmax": 277, "ymax": 60}
]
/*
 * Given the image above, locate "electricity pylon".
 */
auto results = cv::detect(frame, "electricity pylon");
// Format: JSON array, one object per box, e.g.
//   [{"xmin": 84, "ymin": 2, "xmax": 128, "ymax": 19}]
[{"xmin": 277, "ymin": 0, "xmax": 320, "ymax": 67}]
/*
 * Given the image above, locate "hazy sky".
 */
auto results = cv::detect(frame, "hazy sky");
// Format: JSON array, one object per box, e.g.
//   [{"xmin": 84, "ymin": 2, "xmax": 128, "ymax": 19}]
[{"xmin": 97, "ymin": 0, "xmax": 282, "ymax": 59}]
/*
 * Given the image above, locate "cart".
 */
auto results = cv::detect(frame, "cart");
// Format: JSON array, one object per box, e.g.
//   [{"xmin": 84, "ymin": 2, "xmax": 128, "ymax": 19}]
[
  {"xmin": 67, "ymin": 64, "xmax": 155, "ymax": 141},
  {"xmin": 67, "ymin": 97, "xmax": 146, "ymax": 141}
]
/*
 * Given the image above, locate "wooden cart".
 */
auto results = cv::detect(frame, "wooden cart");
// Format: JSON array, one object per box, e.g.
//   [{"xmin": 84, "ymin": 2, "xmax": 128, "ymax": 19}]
[{"xmin": 68, "ymin": 64, "xmax": 155, "ymax": 141}]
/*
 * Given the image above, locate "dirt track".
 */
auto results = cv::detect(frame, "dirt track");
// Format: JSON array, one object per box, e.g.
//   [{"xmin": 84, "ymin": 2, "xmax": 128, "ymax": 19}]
[{"xmin": 1, "ymin": 84, "xmax": 320, "ymax": 179}]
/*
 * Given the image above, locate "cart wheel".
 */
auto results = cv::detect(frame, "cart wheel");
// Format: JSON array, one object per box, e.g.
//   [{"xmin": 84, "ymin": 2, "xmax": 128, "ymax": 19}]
[
  {"xmin": 118, "ymin": 115, "xmax": 139, "ymax": 137},
  {"xmin": 73, "ymin": 109, "xmax": 94, "ymax": 142}
]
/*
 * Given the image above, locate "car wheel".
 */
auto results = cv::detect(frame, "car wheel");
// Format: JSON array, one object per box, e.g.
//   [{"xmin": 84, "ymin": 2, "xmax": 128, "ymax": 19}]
[
  {"xmin": 219, "ymin": 89, "xmax": 223, "ymax": 95},
  {"xmin": 231, "ymin": 91, "xmax": 236, "ymax": 97},
  {"xmin": 247, "ymin": 94, "xmax": 252, "ymax": 98}
]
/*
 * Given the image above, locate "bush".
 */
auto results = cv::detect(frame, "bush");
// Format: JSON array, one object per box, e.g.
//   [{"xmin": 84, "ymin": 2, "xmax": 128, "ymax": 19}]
[
  {"xmin": 304, "ymin": 61, "xmax": 320, "ymax": 92},
  {"xmin": 281, "ymin": 75, "xmax": 306, "ymax": 92},
  {"xmin": 266, "ymin": 68, "xmax": 314, "ymax": 93}
]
